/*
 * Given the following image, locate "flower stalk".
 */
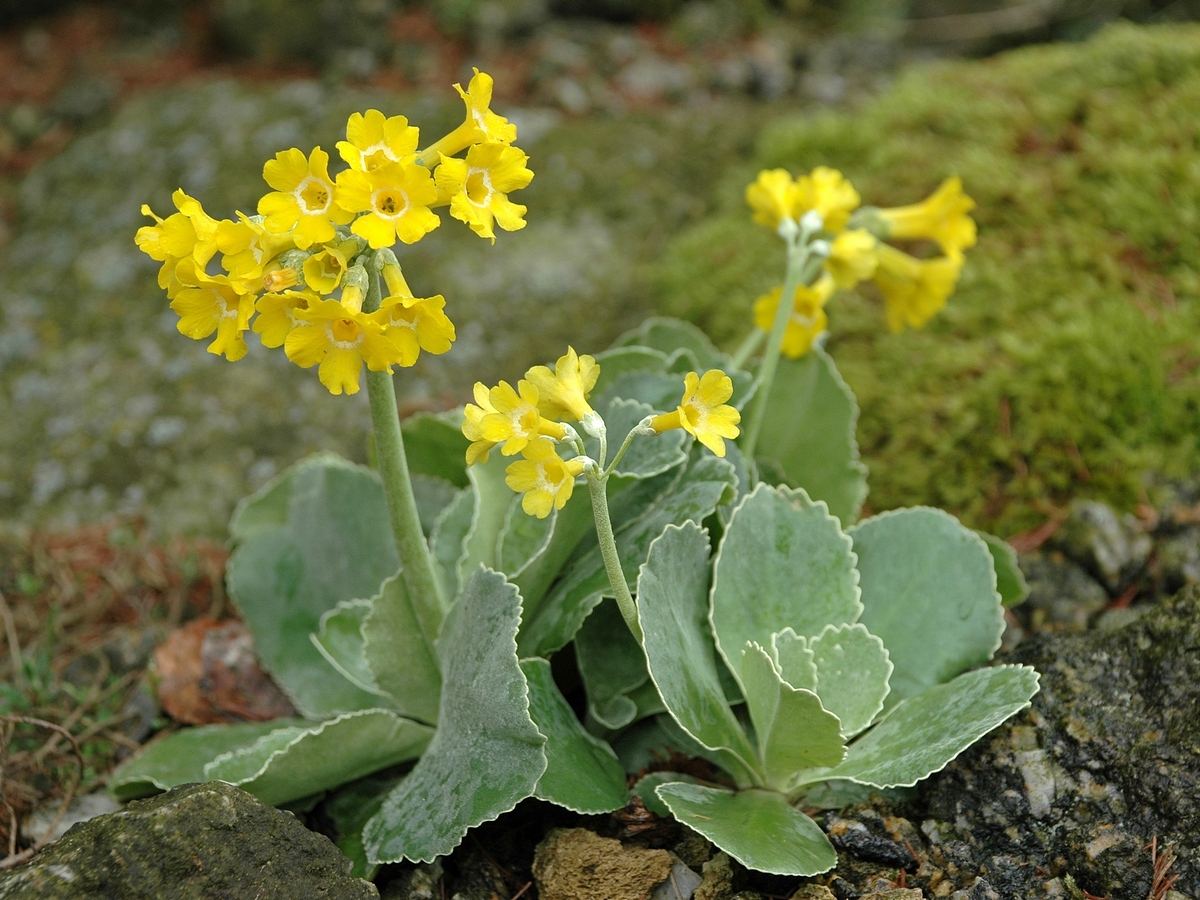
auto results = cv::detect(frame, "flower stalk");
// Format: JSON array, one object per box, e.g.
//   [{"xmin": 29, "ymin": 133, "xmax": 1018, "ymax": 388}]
[
  {"xmin": 585, "ymin": 465, "xmax": 643, "ymax": 642},
  {"xmin": 363, "ymin": 260, "xmax": 447, "ymax": 643}
]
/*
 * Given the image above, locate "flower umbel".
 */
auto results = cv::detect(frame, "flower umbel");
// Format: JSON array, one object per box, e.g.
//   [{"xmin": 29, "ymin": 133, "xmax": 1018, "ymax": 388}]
[
  {"xmin": 753, "ymin": 275, "xmax": 835, "ymax": 359},
  {"xmin": 336, "ymin": 160, "xmax": 441, "ymax": 248},
  {"xmin": 525, "ymin": 347, "xmax": 600, "ymax": 423},
  {"xmin": 378, "ymin": 294, "xmax": 456, "ymax": 367},
  {"xmin": 170, "ymin": 259, "xmax": 255, "ymax": 361},
  {"xmin": 872, "ymin": 243, "xmax": 963, "ymax": 332},
  {"xmin": 824, "ymin": 229, "xmax": 878, "ymax": 289},
  {"xmin": 650, "ymin": 370, "xmax": 741, "ymax": 457},
  {"xmin": 284, "ymin": 298, "xmax": 399, "ymax": 395},
  {"xmin": 258, "ymin": 147, "xmax": 353, "ymax": 250},
  {"xmin": 746, "ymin": 169, "xmax": 802, "ymax": 230},
  {"xmin": 338, "ymin": 110, "xmax": 420, "ymax": 172},
  {"xmin": 878, "ymin": 176, "xmax": 976, "ymax": 257},
  {"xmin": 796, "ymin": 166, "xmax": 860, "ymax": 233},
  {"xmin": 505, "ymin": 437, "xmax": 585, "ymax": 519}
]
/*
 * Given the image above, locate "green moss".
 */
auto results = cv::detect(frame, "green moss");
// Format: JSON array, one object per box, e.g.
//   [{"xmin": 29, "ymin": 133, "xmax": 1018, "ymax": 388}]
[{"xmin": 654, "ymin": 24, "xmax": 1200, "ymax": 535}]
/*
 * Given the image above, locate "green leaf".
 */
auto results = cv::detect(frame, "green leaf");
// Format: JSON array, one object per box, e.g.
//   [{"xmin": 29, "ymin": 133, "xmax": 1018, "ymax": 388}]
[
  {"xmin": 521, "ymin": 658, "xmax": 628, "ymax": 814},
  {"xmin": 402, "ymin": 411, "xmax": 470, "ymax": 488},
  {"xmin": 497, "ymin": 500, "xmax": 557, "ymax": 578},
  {"xmin": 754, "ymin": 348, "xmax": 868, "ymax": 524},
  {"xmin": 109, "ymin": 720, "xmax": 302, "ymax": 801},
  {"xmin": 811, "ymin": 665, "xmax": 1039, "ymax": 789},
  {"xmin": 323, "ymin": 776, "xmax": 399, "ymax": 880},
  {"xmin": 850, "ymin": 508, "xmax": 1005, "ymax": 703},
  {"xmin": 592, "ymin": 397, "xmax": 688, "ymax": 480},
  {"xmin": 631, "ymin": 771, "xmax": 698, "ymax": 818},
  {"xmin": 805, "ymin": 624, "xmax": 892, "ymax": 738},
  {"xmin": 518, "ymin": 450, "xmax": 736, "ymax": 658},
  {"xmin": 362, "ymin": 574, "xmax": 442, "ymax": 725},
  {"xmin": 637, "ymin": 522, "xmax": 759, "ymax": 787},
  {"xmin": 430, "ymin": 487, "xmax": 473, "ymax": 602},
  {"xmin": 227, "ymin": 454, "xmax": 398, "ymax": 718},
  {"xmin": 363, "ymin": 568, "xmax": 547, "ymax": 864},
  {"xmin": 311, "ymin": 599, "xmax": 387, "ymax": 698},
  {"xmin": 576, "ymin": 597, "xmax": 655, "ymax": 731},
  {"xmin": 204, "ymin": 709, "xmax": 433, "ymax": 807},
  {"xmin": 655, "ymin": 784, "xmax": 837, "ymax": 877},
  {"xmin": 979, "ymin": 531, "xmax": 1030, "ymax": 608},
  {"xmin": 514, "ymin": 489, "xmax": 596, "ymax": 616},
  {"xmin": 412, "ymin": 474, "xmax": 460, "ymax": 537},
  {"xmin": 771, "ymin": 629, "xmax": 816, "ymax": 690},
  {"xmin": 740, "ymin": 643, "xmax": 844, "ymax": 791},
  {"xmin": 711, "ymin": 484, "xmax": 861, "ymax": 689},
  {"xmin": 458, "ymin": 452, "xmax": 512, "ymax": 586},
  {"xmin": 591, "ymin": 345, "xmax": 671, "ymax": 400},
  {"xmin": 618, "ymin": 317, "xmax": 727, "ymax": 370}
]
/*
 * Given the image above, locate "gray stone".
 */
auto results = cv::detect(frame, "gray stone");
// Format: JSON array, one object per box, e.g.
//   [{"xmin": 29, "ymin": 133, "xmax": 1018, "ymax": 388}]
[
  {"xmin": 18, "ymin": 791, "xmax": 122, "ymax": 846},
  {"xmin": 1158, "ymin": 525, "xmax": 1200, "ymax": 592},
  {"xmin": 1053, "ymin": 500, "xmax": 1152, "ymax": 592},
  {"xmin": 0, "ymin": 781, "xmax": 377, "ymax": 898},
  {"xmin": 920, "ymin": 586, "xmax": 1200, "ymax": 898},
  {"xmin": 1017, "ymin": 550, "xmax": 1108, "ymax": 631}
]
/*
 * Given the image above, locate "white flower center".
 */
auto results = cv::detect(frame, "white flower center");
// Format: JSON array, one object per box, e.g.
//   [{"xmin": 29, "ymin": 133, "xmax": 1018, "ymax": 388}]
[{"xmin": 295, "ymin": 177, "xmax": 331, "ymax": 215}]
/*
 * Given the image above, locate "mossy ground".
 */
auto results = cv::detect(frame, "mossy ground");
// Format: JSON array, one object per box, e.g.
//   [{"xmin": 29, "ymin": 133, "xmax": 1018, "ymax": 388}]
[{"xmin": 655, "ymin": 23, "xmax": 1200, "ymax": 535}]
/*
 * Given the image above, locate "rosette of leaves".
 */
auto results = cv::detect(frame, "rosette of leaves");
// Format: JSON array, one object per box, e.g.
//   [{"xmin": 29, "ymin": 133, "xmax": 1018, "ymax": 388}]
[{"xmin": 622, "ymin": 484, "xmax": 1038, "ymax": 875}]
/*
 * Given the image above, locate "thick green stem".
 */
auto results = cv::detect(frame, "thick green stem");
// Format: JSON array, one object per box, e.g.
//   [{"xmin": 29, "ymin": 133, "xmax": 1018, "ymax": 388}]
[
  {"xmin": 363, "ymin": 264, "xmax": 447, "ymax": 643},
  {"xmin": 586, "ymin": 470, "xmax": 644, "ymax": 642},
  {"xmin": 740, "ymin": 240, "xmax": 814, "ymax": 461}
]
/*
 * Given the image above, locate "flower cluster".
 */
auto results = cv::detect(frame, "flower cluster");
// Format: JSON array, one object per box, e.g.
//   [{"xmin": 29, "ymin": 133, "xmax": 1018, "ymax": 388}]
[
  {"xmin": 746, "ymin": 168, "xmax": 976, "ymax": 352},
  {"xmin": 135, "ymin": 70, "xmax": 532, "ymax": 395},
  {"xmin": 464, "ymin": 349, "xmax": 740, "ymax": 518}
]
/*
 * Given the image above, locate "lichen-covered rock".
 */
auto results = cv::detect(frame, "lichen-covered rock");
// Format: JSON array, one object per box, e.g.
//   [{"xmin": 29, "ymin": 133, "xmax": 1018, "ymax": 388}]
[
  {"xmin": 1053, "ymin": 499, "xmax": 1152, "ymax": 592},
  {"xmin": 919, "ymin": 586, "xmax": 1200, "ymax": 898},
  {"xmin": 655, "ymin": 23, "xmax": 1200, "ymax": 536},
  {"xmin": 0, "ymin": 781, "xmax": 378, "ymax": 899},
  {"xmin": 1017, "ymin": 550, "xmax": 1109, "ymax": 631},
  {"xmin": 532, "ymin": 827, "xmax": 674, "ymax": 900}
]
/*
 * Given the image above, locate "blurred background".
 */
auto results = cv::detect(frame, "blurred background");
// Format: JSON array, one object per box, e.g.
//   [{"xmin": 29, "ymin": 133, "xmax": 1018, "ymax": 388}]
[{"xmin": 0, "ymin": 0, "xmax": 1198, "ymax": 539}]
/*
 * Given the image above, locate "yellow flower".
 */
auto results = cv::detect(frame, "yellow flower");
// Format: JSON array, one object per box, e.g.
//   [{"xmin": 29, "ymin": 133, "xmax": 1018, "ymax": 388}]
[
  {"xmin": 746, "ymin": 169, "xmax": 802, "ymax": 230},
  {"xmin": 824, "ymin": 229, "xmax": 878, "ymax": 289},
  {"xmin": 169, "ymin": 259, "xmax": 255, "ymax": 361},
  {"xmin": 475, "ymin": 380, "xmax": 568, "ymax": 457},
  {"xmin": 303, "ymin": 239, "xmax": 358, "ymax": 294},
  {"xmin": 418, "ymin": 69, "xmax": 518, "ymax": 165},
  {"xmin": 336, "ymin": 160, "xmax": 440, "ymax": 248},
  {"xmin": 753, "ymin": 275, "xmax": 836, "ymax": 359},
  {"xmin": 216, "ymin": 213, "xmax": 295, "ymax": 293},
  {"xmin": 258, "ymin": 147, "xmax": 353, "ymax": 250},
  {"xmin": 284, "ymin": 297, "xmax": 401, "ymax": 395},
  {"xmin": 505, "ymin": 437, "xmax": 585, "ymax": 519},
  {"xmin": 525, "ymin": 347, "xmax": 600, "ymax": 423},
  {"xmin": 136, "ymin": 190, "xmax": 220, "ymax": 294},
  {"xmin": 463, "ymin": 383, "xmax": 502, "ymax": 465},
  {"xmin": 878, "ymin": 176, "xmax": 977, "ymax": 257},
  {"xmin": 795, "ymin": 166, "xmax": 860, "ymax": 233},
  {"xmin": 378, "ymin": 294, "xmax": 457, "ymax": 367},
  {"xmin": 872, "ymin": 244, "xmax": 963, "ymax": 333},
  {"xmin": 253, "ymin": 289, "xmax": 315, "ymax": 348},
  {"xmin": 650, "ymin": 370, "xmax": 741, "ymax": 458},
  {"xmin": 434, "ymin": 142, "xmax": 533, "ymax": 243},
  {"xmin": 337, "ymin": 110, "xmax": 420, "ymax": 172}
]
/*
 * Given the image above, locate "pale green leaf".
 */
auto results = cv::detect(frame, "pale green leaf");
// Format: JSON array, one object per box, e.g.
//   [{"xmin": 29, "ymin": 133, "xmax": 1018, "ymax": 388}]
[
  {"xmin": 411, "ymin": 474, "xmax": 460, "ymax": 537},
  {"xmin": 979, "ymin": 531, "xmax": 1030, "ymax": 607},
  {"xmin": 655, "ymin": 783, "xmax": 837, "ymax": 877},
  {"xmin": 518, "ymin": 450, "xmax": 736, "ymax": 658},
  {"xmin": 771, "ymin": 629, "xmax": 816, "ymax": 691},
  {"xmin": 363, "ymin": 568, "xmax": 547, "ymax": 864},
  {"xmin": 618, "ymin": 317, "xmax": 727, "ymax": 370},
  {"xmin": 430, "ymin": 487, "xmax": 473, "ymax": 602},
  {"xmin": 850, "ymin": 508, "xmax": 1005, "ymax": 703},
  {"xmin": 521, "ymin": 658, "xmax": 628, "ymax": 814},
  {"xmin": 323, "ymin": 776, "xmax": 398, "ymax": 880},
  {"xmin": 497, "ymin": 499, "xmax": 557, "ymax": 578},
  {"xmin": 811, "ymin": 665, "xmax": 1039, "ymax": 789},
  {"xmin": 711, "ymin": 484, "xmax": 861, "ymax": 689},
  {"xmin": 631, "ymin": 771, "xmax": 697, "ymax": 818},
  {"xmin": 591, "ymin": 345, "xmax": 671, "ymax": 400},
  {"xmin": 754, "ymin": 349, "xmax": 868, "ymax": 524},
  {"xmin": 458, "ymin": 452, "xmax": 512, "ymax": 585},
  {"xmin": 807, "ymin": 624, "xmax": 892, "ymax": 738},
  {"xmin": 402, "ymin": 411, "xmax": 470, "ymax": 488},
  {"xmin": 637, "ymin": 522, "xmax": 759, "ymax": 787},
  {"xmin": 362, "ymin": 574, "xmax": 442, "ymax": 725},
  {"xmin": 576, "ymin": 598, "xmax": 654, "ymax": 731},
  {"xmin": 311, "ymin": 599, "xmax": 386, "ymax": 698},
  {"xmin": 204, "ymin": 709, "xmax": 433, "ymax": 807},
  {"xmin": 591, "ymin": 397, "xmax": 688, "ymax": 480},
  {"xmin": 740, "ymin": 643, "xmax": 844, "ymax": 790},
  {"xmin": 514, "ymin": 489, "xmax": 596, "ymax": 619},
  {"xmin": 227, "ymin": 454, "xmax": 397, "ymax": 718},
  {"xmin": 109, "ymin": 720, "xmax": 302, "ymax": 801}
]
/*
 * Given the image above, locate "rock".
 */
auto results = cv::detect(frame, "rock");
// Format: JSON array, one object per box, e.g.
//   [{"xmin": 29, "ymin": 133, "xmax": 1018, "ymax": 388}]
[
  {"xmin": 790, "ymin": 886, "xmax": 836, "ymax": 900},
  {"xmin": 693, "ymin": 852, "xmax": 733, "ymax": 900},
  {"xmin": 1053, "ymin": 500, "xmax": 1152, "ymax": 593},
  {"xmin": 825, "ymin": 814, "xmax": 917, "ymax": 870},
  {"xmin": 533, "ymin": 827, "xmax": 674, "ymax": 900},
  {"xmin": 1158, "ymin": 525, "xmax": 1200, "ymax": 592},
  {"xmin": 378, "ymin": 862, "xmax": 441, "ymax": 899},
  {"xmin": 0, "ymin": 781, "xmax": 378, "ymax": 898},
  {"xmin": 920, "ymin": 586, "xmax": 1200, "ymax": 898},
  {"xmin": 1016, "ymin": 550, "xmax": 1108, "ymax": 631},
  {"xmin": 18, "ymin": 790, "xmax": 121, "ymax": 846},
  {"xmin": 650, "ymin": 854, "xmax": 704, "ymax": 900},
  {"xmin": 948, "ymin": 878, "xmax": 1000, "ymax": 900}
]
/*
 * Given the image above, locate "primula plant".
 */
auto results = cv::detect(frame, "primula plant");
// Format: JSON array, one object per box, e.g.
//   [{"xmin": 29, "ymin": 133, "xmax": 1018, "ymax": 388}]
[{"xmin": 112, "ymin": 77, "xmax": 1037, "ymax": 883}]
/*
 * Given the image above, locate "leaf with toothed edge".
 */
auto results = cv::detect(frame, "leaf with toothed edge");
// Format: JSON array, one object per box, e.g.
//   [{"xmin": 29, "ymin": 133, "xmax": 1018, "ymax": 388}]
[{"xmin": 361, "ymin": 573, "xmax": 442, "ymax": 726}]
